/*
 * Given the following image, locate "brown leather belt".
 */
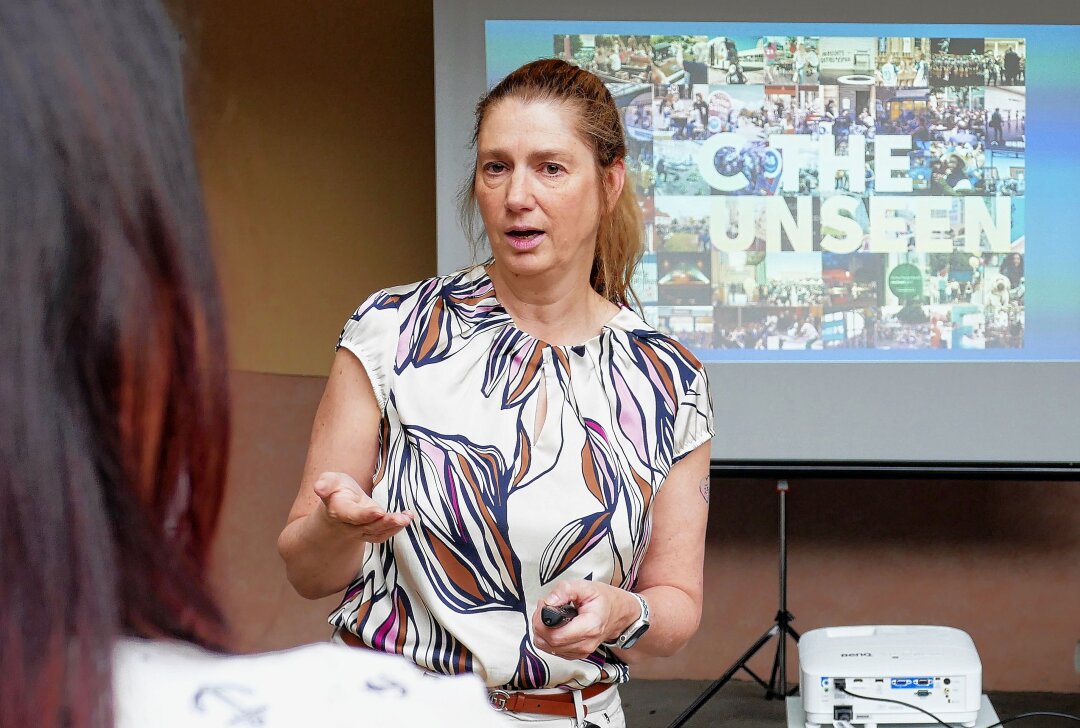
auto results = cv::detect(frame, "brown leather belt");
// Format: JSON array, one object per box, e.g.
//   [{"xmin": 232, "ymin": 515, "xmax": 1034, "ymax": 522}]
[
  {"xmin": 338, "ymin": 630, "xmax": 614, "ymax": 717},
  {"xmin": 487, "ymin": 683, "xmax": 611, "ymax": 717}
]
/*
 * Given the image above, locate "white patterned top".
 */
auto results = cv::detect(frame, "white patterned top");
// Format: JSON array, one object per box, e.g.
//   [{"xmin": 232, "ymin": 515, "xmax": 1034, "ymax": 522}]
[{"xmin": 330, "ymin": 264, "xmax": 714, "ymax": 690}]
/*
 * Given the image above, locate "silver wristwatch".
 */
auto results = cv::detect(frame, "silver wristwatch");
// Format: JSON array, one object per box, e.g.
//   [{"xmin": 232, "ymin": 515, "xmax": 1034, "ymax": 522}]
[{"xmin": 604, "ymin": 593, "xmax": 650, "ymax": 649}]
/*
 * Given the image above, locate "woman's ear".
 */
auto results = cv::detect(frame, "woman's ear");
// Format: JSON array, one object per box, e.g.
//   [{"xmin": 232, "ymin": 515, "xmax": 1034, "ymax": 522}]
[{"xmin": 604, "ymin": 158, "xmax": 626, "ymax": 209}]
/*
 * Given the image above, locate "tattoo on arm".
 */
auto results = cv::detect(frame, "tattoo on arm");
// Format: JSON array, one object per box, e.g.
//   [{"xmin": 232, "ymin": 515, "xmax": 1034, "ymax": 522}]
[{"xmin": 699, "ymin": 477, "xmax": 710, "ymax": 504}]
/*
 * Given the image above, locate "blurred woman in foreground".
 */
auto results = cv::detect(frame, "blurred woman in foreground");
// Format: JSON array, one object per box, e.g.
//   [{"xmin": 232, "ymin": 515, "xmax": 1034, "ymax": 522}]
[{"xmin": 0, "ymin": 1, "xmax": 497, "ymax": 726}]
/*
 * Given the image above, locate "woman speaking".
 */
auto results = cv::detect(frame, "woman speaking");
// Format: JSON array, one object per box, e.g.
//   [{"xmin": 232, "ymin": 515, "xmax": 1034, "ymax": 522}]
[{"xmin": 279, "ymin": 59, "xmax": 714, "ymax": 726}]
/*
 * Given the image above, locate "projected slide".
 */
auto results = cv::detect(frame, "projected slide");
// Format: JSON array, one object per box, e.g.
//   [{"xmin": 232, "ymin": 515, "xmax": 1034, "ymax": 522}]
[{"xmin": 486, "ymin": 23, "xmax": 1079, "ymax": 363}]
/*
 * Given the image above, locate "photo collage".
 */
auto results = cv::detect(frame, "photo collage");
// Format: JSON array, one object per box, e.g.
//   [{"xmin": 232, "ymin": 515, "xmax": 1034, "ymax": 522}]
[{"xmin": 556, "ymin": 33, "xmax": 1026, "ymax": 351}]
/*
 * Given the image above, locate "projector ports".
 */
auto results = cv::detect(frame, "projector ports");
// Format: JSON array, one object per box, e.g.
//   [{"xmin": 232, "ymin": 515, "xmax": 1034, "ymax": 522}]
[{"xmin": 834, "ymin": 705, "xmax": 854, "ymax": 721}]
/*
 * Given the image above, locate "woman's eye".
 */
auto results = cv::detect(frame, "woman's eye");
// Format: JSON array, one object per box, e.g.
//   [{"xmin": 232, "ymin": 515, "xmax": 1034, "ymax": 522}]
[
  {"xmin": 542, "ymin": 163, "xmax": 564, "ymax": 176},
  {"xmin": 483, "ymin": 162, "xmax": 507, "ymax": 174}
]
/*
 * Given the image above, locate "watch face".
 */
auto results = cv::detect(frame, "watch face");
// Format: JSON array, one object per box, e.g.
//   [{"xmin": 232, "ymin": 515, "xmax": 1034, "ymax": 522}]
[
  {"xmin": 604, "ymin": 593, "xmax": 651, "ymax": 649},
  {"xmin": 620, "ymin": 621, "xmax": 650, "ymax": 648}
]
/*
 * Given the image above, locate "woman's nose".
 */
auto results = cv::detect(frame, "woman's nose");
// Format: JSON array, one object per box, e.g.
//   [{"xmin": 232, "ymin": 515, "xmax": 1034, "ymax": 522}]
[{"xmin": 504, "ymin": 169, "xmax": 535, "ymax": 210}]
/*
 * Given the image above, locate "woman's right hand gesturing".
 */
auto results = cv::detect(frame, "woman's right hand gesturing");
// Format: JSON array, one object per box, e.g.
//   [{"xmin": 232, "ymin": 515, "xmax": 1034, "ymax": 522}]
[
  {"xmin": 313, "ymin": 471, "xmax": 413, "ymax": 543},
  {"xmin": 279, "ymin": 349, "xmax": 399, "ymax": 599}
]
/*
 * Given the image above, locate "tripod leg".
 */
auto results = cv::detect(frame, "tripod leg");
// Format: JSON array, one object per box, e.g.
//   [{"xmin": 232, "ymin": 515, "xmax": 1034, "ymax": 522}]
[
  {"xmin": 778, "ymin": 614, "xmax": 787, "ymax": 698},
  {"xmin": 765, "ymin": 632, "xmax": 783, "ymax": 699},
  {"xmin": 766, "ymin": 628, "xmax": 803, "ymax": 697},
  {"xmin": 666, "ymin": 479, "xmax": 800, "ymax": 722},
  {"xmin": 665, "ymin": 625, "xmax": 779, "ymax": 728},
  {"xmin": 782, "ymin": 620, "xmax": 801, "ymax": 696},
  {"xmin": 767, "ymin": 610, "xmax": 802, "ymax": 698}
]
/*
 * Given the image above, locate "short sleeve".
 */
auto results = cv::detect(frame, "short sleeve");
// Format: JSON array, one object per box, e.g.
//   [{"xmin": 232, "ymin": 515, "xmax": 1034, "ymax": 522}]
[
  {"xmin": 672, "ymin": 365, "xmax": 715, "ymax": 463},
  {"xmin": 336, "ymin": 291, "xmax": 399, "ymax": 412}
]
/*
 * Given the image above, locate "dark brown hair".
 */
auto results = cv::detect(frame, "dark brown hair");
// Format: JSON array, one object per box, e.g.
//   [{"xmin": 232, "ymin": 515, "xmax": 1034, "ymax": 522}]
[
  {"xmin": 460, "ymin": 58, "xmax": 643, "ymax": 307},
  {"xmin": 0, "ymin": 1, "xmax": 230, "ymax": 726}
]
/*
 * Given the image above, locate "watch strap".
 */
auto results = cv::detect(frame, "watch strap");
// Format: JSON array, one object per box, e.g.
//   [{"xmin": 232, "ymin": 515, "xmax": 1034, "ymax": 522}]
[{"xmin": 603, "ymin": 592, "xmax": 650, "ymax": 649}]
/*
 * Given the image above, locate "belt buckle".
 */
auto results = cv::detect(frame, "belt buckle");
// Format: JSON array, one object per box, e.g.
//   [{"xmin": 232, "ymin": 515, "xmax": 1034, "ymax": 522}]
[{"xmin": 487, "ymin": 689, "xmax": 510, "ymax": 711}]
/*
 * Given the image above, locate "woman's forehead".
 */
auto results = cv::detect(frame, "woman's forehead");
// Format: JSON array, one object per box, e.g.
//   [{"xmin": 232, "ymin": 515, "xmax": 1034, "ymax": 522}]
[
  {"xmin": 477, "ymin": 97, "xmax": 591, "ymax": 153},
  {"xmin": 482, "ymin": 96, "xmax": 579, "ymax": 129}
]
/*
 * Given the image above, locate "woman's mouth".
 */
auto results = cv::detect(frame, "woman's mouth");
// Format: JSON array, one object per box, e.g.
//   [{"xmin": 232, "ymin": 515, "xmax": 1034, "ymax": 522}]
[{"xmin": 504, "ymin": 228, "xmax": 545, "ymax": 250}]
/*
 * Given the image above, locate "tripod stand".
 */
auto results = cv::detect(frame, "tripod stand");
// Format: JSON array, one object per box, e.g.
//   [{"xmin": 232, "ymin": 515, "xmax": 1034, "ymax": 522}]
[{"xmin": 667, "ymin": 479, "xmax": 800, "ymax": 728}]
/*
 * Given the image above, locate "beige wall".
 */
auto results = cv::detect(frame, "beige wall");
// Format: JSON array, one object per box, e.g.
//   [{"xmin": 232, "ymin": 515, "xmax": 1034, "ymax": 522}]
[
  {"xmin": 186, "ymin": 0, "xmax": 436, "ymax": 376},
  {"xmin": 185, "ymin": 1, "xmax": 1080, "ymax": 694}
]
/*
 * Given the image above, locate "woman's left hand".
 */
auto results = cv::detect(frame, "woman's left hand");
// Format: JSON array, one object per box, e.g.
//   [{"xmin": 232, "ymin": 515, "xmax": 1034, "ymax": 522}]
[
  {"xmin": 531, "ymin": 442, "xmax": 712, "ymax": 661},
  {"xmin": 530, "ymin": 580, "xmax": 638, "ymax": 660}
]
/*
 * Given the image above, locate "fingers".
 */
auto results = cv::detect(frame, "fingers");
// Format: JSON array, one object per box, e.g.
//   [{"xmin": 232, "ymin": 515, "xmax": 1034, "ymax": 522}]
[
  {"xmin": 314, "ymin": 471, "xmax": 413, "ymax": 542},
  {"xmin": 539, "ymin": 580, "xmax": 584, "ymax": 611},
  {"xmin": 349, "ymin": 511, "xmax": 412, "ymax": 543},
  {"xmin": 531, "ymin": 580, "xmax": 608, "ymax": 660}
]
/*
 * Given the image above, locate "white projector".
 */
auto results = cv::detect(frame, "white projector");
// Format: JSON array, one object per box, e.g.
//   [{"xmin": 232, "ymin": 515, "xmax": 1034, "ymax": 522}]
[{"xmin": 799, "ymin": 625, "xmax": 982, "ymax": 728}]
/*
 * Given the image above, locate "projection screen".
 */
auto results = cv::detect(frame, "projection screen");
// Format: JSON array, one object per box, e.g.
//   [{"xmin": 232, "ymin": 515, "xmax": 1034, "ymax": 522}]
[{"xmin": 434, "ymin": 1, "xmax": 1080, "ymax": 473}]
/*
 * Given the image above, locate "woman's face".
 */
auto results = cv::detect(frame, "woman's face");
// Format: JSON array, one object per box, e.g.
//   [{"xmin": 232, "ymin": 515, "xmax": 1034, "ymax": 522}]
[{"xmin": 474, "ymin": 98, "xmax": 623, "ymax": 281}]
